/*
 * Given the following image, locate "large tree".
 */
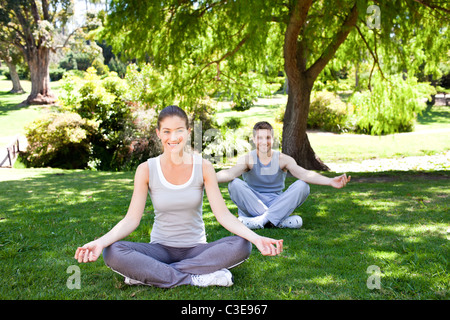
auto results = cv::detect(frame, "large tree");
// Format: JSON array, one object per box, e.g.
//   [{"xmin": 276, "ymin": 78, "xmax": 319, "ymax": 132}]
[
  {"xmin": 103, "ymin": 0, "xmax": 449, "ymax": 170},
  {"xmin": 0, "ymin": 0, "xmax": 75, "ymax": 104}
]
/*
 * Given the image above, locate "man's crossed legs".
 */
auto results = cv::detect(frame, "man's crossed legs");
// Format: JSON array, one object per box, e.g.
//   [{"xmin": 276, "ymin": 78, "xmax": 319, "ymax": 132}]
[{"xmin": 228, "ymin": 178, "xmax": 310, "ymax": 229}]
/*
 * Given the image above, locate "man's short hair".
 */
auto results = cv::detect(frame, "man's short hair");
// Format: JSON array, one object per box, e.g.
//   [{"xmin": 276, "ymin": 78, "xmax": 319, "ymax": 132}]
[{"xmin": 253, "ymin": 121, "xmax": 274, "ymax": 136}]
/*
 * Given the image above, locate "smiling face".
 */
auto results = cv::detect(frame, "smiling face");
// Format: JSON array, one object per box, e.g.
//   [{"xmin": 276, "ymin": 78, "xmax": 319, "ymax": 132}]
[
  {"xmin": 253, "ymin": 129, "xmax": 274, "ymax": 154},
  {"xmin": 156, "ymin": 115, "xmax": 191, "ymax": 155}
]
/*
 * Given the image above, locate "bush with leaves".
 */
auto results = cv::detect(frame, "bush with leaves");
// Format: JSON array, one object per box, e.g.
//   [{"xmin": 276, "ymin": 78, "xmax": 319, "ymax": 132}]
[
  {"xmin": 58, "ymin": 72, "xmax": 79, "ymax": 108},
  {"xmin": 111, "ymin": 107, "xmax": 161, "ymax": 171},
  {"xmin": 73, "ymin": 68, "xmax": 131, "ymax": 170},
  {"xmin": 349, "ymin": 74, "xmax": 436, "ymax": 135},
  {"xmin": 275, "ymin": 90, "xmax": 351, "ymax": 133},
  {"xmin": 307, "ymin": 91, "xmax": 351, "ymax": 132},
  {"xmin": 23, "ymin": 112, "xmax": 98, "ymax": 169},
  {"xmin": 56, "ymin": 66, "xmax": 219, "ymax": 171},
  {"xmin": 124, "ymin": 63, "xmax": 168, "ymax": 110}
]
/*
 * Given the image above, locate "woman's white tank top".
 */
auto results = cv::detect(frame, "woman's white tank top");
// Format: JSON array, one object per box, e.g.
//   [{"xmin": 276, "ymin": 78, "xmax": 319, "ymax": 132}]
[{"xmin": 147, "ymin": 154, "xmax": 206, "ymax": 247}]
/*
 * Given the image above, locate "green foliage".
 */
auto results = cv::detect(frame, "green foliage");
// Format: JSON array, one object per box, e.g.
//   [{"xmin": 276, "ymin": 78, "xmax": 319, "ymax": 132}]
[
  {"xmin": 230, "ymin": 93, "xmax": 254, "ymax": 112},
  {"xmin": 103, "ymin": 0, "xmax": 285, "ymax": 109},
  {"xmin": 54, "ymin": 66, "xmax": 218, "ymax": 171},
  {"xmin": 124, "ymin": 63, "xmax": 168, "ymax": 111},
  {"xmin": 71, "ymin": 68, "xmax": 132, "ymax": 170},
  {"xmin": 92, "ymin": 59, "xmax": 110, "ymax": 76},
  {"xmin": 58, "ymin": 51, "xmax": 101, "ymax": 72},
  {"xmin": 111, "ymin": 108, "xmax": 161, "ymax": 171},
  {"xmin": 22, "ymin": 112, "xmax": 98, "ymax": 169},
  {"xmin": 107, "ymin": 56, "xmax": 128, "ymax": 78},
  {"xmin": 349, "ymin": 74, "xmax": 436, "ymax": 135},
  {"xmin": 222, "ymin": 117, "xmax": 243, "ymax": 130},
  {"xmin": 101, "ymin": 0, "xmax": 449, "ymax": 152},
  {"xmin": 59, "ymin": 72, "xmax": 79, "ymax": 108},
  {"xmin": 49, "ymin": 67, "xmax": 66, "ymax": 81},
  {"xmin": 276, "ymin": 91, "xmax": 351, "ymax": 133},
  {"xmin": 3, "ymin": 65, "xmax": 29, "ymax": 80},
  {"xmin": 307, "ymin": 91, "xmax": 351, "ymax": 133}
]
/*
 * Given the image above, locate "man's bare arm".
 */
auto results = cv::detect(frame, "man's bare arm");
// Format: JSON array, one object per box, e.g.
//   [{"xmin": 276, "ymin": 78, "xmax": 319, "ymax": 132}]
[
  {"xmin": 216, "ymin": 154, "xmax": 250, "ymax": 183},
  {"xmin": 280, "ymin": 153, "xmax": 350, "ymax": 188}
]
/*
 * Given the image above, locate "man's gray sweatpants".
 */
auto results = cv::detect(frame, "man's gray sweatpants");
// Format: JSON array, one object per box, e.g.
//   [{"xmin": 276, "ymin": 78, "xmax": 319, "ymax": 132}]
[
  {"xmin": 102, "ymin": 236, "xmax": 251, "ymax": 288},
  {"xmin": 228, "ymin": 178, "xmax": 310, "ymax": 226}
]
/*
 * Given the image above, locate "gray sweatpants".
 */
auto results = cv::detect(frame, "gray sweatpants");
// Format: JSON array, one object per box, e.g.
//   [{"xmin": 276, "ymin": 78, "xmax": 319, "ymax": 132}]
[
  {"xmin": 228, "ymin": 178, "xmax": 310, "ymax": 226},
  {"xmin": 102, "ymin": 236, "xmax": 251, "ymax": 288}
]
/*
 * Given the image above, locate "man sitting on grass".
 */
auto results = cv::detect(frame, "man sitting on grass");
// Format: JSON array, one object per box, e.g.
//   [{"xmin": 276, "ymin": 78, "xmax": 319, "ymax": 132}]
[{"xmin": 216, "ymin": 121, "xmax": 351, "ymax": 229}]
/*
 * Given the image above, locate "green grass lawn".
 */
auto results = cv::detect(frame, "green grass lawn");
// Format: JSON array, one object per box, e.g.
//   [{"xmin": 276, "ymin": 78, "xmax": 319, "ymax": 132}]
[{"xmin": 0, "ymin": 169, "xmax": 448, "ymax": 299}]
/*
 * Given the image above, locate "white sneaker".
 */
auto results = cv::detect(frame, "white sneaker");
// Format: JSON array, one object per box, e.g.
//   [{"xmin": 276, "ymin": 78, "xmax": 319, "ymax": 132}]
[
  {"xmin": 238, "ymin": 216, "xmax": 265, "ymax": 229},
  {"xmin": 124, "ymin": 277, "xmax": 147, "ymax": 286},
  {"xmin": 278, "ymin": 215, "xmax": 303, "ymax": 228},
  {"xmin": 191, "ymin": 268, "xmax": 234, "ymax": 287}
]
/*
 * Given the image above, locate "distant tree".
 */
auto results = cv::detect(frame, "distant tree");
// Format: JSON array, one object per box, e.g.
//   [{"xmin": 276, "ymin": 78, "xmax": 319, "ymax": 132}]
[
  {"xmin": 0, "ymin": 0, "xmax": 75, "ymax": 104},
  {"xmin": 103, "ymin": 0, "xmax": 449, "ymax": 169},
  {"xmin": 0, "ymin": 29, "xmax": 25, "ymax": 93}
]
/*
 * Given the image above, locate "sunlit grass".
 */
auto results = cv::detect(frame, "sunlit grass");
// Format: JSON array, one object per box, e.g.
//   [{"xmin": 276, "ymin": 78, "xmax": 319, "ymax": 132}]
[{"xmin": 0, "ymin": 169, "xmax": 448, "ymax": 300}]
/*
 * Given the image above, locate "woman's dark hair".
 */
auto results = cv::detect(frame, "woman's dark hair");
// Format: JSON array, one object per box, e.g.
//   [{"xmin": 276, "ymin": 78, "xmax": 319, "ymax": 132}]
[{"xmin": 157, "ymin": 105, "xmax": 189, "ymax": 130}]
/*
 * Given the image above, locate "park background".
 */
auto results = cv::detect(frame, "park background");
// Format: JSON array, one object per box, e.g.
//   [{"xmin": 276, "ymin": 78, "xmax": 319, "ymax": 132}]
[{"xmin": 0, "ymin": 0, "xmax": 448, "ymax": 300}]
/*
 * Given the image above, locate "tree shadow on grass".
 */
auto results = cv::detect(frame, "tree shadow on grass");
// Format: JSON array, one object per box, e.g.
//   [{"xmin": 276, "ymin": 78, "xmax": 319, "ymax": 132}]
[
  {"xmin": 0, "ymin": 91, "xmax": 30, "ymax": 115},
  {"xmin": 416, "ymin": 105, "xmax": 450, "ymax": 126}
]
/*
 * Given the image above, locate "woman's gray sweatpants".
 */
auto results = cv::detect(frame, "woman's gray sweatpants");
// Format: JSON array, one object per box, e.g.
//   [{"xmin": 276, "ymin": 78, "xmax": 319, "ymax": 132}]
[
  {"xmin": 228, "ymin": 178, "xmax": 310, "ymax": 226},
  {"xmin": 102, "ymin": 236, "xmax": 252, "ymax": 288}
]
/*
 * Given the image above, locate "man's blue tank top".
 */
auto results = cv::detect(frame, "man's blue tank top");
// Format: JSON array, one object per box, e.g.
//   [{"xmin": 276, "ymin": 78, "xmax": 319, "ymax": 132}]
[{"xmin": 242, "ymin": 150, "xmax": 287, "ymax": 194}]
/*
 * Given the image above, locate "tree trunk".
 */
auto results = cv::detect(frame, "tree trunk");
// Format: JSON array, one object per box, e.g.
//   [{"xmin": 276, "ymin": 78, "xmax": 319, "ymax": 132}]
[
  {"xmin": 281, "ymin": 0, "xmax": 329, "ymax": 171},
  {"xmin": 281, "ymin": 1, "xmax": 358, "ymax": 171},
  {"xmin": 282, "ymin": 74, "xmax": 330, "ymax": 171},
  {"xmin": 4, "ymin": 60, "xmax": 25, "ymax": 94},
  {"xmin": 24, "ymin": 47, "xmax": 56, "ymax": 105}
]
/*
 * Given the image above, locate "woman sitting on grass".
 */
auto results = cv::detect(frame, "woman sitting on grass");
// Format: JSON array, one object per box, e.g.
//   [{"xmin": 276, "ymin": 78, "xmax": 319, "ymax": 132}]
[{"xmin": 74, "ymin": 105, "xmax": 283, "ymax": 288}]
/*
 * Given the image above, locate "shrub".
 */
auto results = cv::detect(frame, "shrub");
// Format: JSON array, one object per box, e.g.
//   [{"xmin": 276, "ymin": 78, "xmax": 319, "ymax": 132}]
[
  {"xmin": 274, "ymin": 90, "xmax": 351, "ymax": 133},
  {"xmin": 23, "ymin": 112, "xmax": 98, "ymax": 169},
  {"xmin": 58, "ymin": 73, "xmax": 79, "ymax": 109},
  {"xmin": 125, "ymin": 63, "xmax": 167, "ymax": 109},
  {"xmin": 349, "ymin": 74, "xmax": 436, "ymax": 135},
  {"xmin": 230, "ymin": 94, "xmax": 254, "ymax": 112},
  {"xmin": 74, "ymin": 68, "xmax": 132, "ymax": 170},
  {"xmin": 111, "ymin": 107, "xmax": 161, "ymax": 171},
  {"xmin": 49, "ymin": 67, "xmax": 66, "ymax": 81},
  {"xmin": 107, "ymin": 56, "xmax": 127, "ymax": 78},
  {"xmin": 55, "ymin": 67, "xmax": 219, "ymax": 171},
  {"xmin": 307, "ymin": 91, "xmax": 350, "ymax": 132},
  {"xmin": 92, "ymin": 59, "xmax": 110, "ymax": 76}
]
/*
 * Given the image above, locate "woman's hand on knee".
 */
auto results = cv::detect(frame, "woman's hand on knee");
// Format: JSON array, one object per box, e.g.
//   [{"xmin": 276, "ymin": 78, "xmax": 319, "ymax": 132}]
[
  {"xmin": 74, "ymin": 240, "xmax": 103, "ymax": 263},
  {"xmin": 253, "ymin": 236, "xmax": 283, "ymax": 256}
]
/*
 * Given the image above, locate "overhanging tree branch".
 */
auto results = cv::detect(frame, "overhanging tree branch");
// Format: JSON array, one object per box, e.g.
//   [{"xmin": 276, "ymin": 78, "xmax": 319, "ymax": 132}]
[
  {"xmin": 306, "ymin": 3, "xmax": 358, "ymax": 81},
  {"xmin": 193, "ymin": 32, "xmax": 251, "ymax": 82},
  {"xmin": 283, "ymin": 0, "xmax": 313, "ymax": 87},
  {"xmin": 413, "ymin": 0, "xmax": 450, "ymax": 15},
  {"xmin": 355, "ymin": 24, "xmax": 386, "ymax": 90}
]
